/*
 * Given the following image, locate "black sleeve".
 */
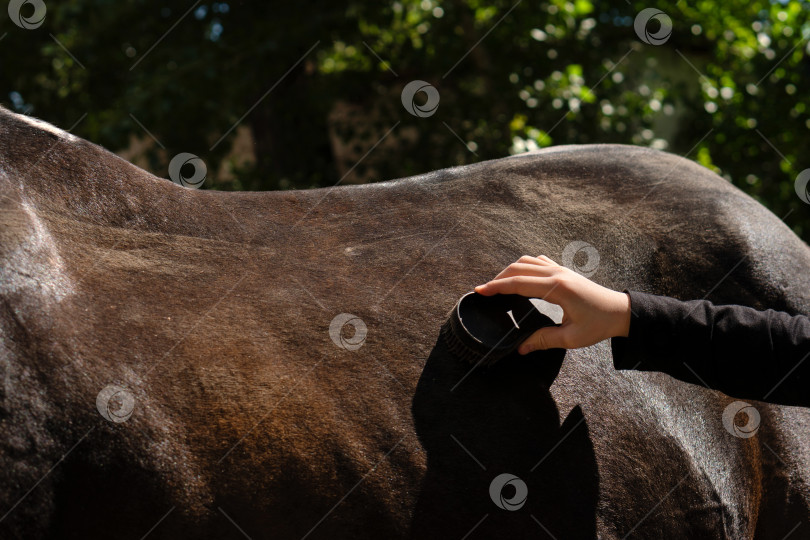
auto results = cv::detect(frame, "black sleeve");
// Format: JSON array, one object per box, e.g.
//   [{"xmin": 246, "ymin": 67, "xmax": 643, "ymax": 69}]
[{"xmin": 610, "ymin": 289, "xmax": 810, "ymax": 408}]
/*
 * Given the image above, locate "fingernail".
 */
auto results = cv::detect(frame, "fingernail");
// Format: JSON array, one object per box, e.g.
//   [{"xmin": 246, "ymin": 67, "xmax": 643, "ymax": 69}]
[{"xmin": 518, "ymin": 345, "xmax": 530, "ymax": 355}]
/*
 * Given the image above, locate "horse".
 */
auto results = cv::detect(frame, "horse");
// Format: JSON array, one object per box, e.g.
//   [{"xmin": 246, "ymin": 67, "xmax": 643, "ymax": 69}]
[{"xmin": 1, "ymin": 106, "xmax": 808, "ymax": 539}]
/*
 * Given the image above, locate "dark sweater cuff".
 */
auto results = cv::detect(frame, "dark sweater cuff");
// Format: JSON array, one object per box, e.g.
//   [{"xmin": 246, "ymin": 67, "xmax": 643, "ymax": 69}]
[
  {"xmin": 610, "ymin": 289, "xmax": 666, "ymax": 371},
  {"xmin": 610, "ymin": 289, "xmax": 713, "ymax": 385}
]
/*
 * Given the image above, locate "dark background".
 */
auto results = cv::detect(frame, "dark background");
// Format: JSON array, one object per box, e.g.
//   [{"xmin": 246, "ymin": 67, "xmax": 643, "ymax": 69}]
[{"xmin": 3, "ymin": 0, "xmax": 809, "ymax": 239}]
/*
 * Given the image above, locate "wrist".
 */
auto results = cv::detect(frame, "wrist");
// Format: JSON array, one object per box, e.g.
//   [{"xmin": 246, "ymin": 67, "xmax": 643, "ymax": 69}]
[{"xmin": 612, "ymin": 291, "xmax": 631, "ymax": 338}]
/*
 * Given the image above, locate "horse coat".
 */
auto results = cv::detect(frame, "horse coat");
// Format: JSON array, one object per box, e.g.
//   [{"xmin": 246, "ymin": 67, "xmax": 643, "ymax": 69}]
[{"xmin": 1, "ymin": 106, "xmax": 809, "ymax": 539}]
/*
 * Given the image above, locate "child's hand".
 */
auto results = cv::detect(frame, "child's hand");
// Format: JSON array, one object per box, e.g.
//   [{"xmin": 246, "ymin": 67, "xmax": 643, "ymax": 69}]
[{"xmin": 474, "ymin": 255, "xmax": 631, "ymax": 353}]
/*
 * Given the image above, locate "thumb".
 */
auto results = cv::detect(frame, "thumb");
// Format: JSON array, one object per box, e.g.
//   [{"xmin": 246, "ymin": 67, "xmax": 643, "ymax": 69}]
[{"xmin": 519, "ymin": 325, "xmax": 568, "ymax": 353}]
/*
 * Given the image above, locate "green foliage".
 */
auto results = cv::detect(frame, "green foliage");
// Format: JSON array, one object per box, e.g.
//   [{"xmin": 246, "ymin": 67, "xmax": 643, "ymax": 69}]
[{"xmin": 2, "ymin": 0, "xmax": 809, "ymax": 239}]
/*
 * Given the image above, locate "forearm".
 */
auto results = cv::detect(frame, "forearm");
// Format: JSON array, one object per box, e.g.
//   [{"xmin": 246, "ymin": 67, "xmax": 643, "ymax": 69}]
[{"xmin": 611, "ymin": 290, "xmax": 810, "ymax": 407}]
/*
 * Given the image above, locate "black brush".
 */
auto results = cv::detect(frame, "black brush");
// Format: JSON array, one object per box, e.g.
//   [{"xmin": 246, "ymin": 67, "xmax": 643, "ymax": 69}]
[{"xmin": 440, "ymin": 292, "xmax": 560, "ymax": 366}]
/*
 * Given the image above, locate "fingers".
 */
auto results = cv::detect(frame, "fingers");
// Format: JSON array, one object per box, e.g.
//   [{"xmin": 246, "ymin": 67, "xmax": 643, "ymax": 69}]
[
  {"xmin": 536, "ymin": 255, "xmax": 561, "ymax": 266},
  {"xmin": 475, "ymin": 275, "xmax": 557, "ymax": 298},
  {"xmin": 476, "ymin": 255, "xmax": 565, "ymax": 296},
  {"xmin": 518, "ymin": 325, "xmax": 571, "ymax": 353},
  {"xmin": 491, "ymin": 257, "xmax": 543, "ymax": 280},
  {"xmin": 517, "ymin": 255, "xmax": 561, "ymax": 267},
  {"xmin": 490, "ymin": 255, "xmax": 563, "ymax": 281},
  {"xmin": 491, "ymin": 262, "xmax": 561, "ymax": 281},
  {"xmin": 518, "ymin": 255, "xmax": 548, "ymax": 266}
]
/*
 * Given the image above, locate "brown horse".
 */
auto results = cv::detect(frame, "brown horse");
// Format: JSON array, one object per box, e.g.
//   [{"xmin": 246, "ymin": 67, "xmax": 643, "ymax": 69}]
[{"xmin": 1, "ymin": 106, "xmax": 808, "ymax": 539}]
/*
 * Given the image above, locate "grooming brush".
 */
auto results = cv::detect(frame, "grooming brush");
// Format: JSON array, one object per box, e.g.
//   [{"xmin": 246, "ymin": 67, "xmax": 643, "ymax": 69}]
[{"xmin": 440, "ymin": 292, "xmax": 560, "ymax": 366}]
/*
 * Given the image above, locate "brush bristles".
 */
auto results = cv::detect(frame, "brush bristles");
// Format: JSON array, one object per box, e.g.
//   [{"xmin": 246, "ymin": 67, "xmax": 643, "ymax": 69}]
[{"xmin": 440, "ymin": 317, "xmax": 504, "ymax": 367}]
